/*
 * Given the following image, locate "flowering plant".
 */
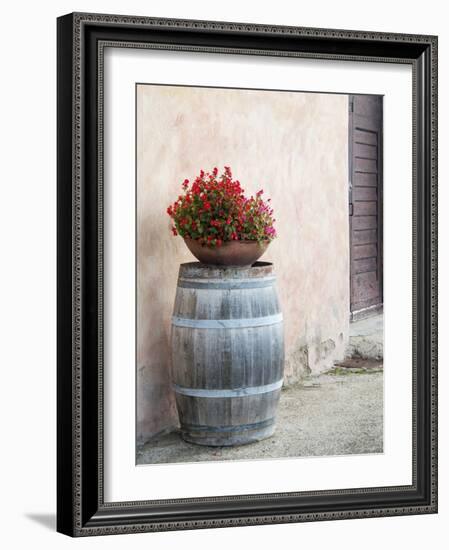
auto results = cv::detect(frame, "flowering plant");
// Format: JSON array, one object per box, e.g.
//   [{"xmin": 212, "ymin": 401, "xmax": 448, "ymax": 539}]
[{"xmin": 166, "ymin": 167, "xmax": 277, "ymax": 248}]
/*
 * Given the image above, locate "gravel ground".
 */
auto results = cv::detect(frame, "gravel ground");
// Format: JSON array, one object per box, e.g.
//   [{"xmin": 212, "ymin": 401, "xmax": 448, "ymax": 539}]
[{"xmin": 137, "ymin": 365, "xmax": 383, "ymax": 465}]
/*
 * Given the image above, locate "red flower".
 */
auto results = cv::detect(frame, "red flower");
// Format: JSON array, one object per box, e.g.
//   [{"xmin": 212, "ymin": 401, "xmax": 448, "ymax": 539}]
[{"xmin": 166, "ymin": 167, "xmax": 276, "ymax": 248}]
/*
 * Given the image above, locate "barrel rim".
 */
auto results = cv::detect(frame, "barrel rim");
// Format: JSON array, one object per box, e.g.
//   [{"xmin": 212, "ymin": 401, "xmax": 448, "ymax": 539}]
[
  {"xmin": 177, "ymin": 275, "xmax": 277, "ymax": 290},
  {"xmin": 178, "ymin": 261, "xmax": 274, "ymax": 280},
  {"xmin": 180, "ymin": 418, "xmax": 276, "ymax": 433}
]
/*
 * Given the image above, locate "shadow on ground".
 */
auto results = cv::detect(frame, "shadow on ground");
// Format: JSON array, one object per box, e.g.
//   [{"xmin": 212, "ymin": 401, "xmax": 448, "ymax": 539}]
[{"xmin": 25, "ymin": 513, "xmax": 56, "ymax": 531}]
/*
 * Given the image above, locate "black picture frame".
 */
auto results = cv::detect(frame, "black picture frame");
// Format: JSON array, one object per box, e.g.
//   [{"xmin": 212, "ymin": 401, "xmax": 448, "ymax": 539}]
[{"xmin": 57, "ymin": 12, "xmax": 438, "ymax": 536}]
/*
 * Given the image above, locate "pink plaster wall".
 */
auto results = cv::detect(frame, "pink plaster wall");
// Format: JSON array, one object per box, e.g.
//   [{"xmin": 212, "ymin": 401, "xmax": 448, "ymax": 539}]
[{"xmin": 136, "ymin": 85, "xmax": 349, "ymax": 443}]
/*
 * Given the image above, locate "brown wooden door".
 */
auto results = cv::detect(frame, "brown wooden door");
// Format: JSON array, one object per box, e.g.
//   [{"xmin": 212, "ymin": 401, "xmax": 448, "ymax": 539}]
[{"xmin": 349, "ymin": 95, "xmax": 383, "ymax": 318}]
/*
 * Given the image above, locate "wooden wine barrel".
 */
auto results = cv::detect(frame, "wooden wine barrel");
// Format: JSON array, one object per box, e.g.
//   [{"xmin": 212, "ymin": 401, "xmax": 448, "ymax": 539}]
[{"xmin": 171, "ymin": 262, "xmax": 284, "ymax": 446}]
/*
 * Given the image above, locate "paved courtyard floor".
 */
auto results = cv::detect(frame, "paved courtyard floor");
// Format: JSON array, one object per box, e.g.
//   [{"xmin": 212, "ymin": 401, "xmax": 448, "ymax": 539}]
[{"xmin": 137, "ymin": 362, "xmax": 383, "ymax": 465}]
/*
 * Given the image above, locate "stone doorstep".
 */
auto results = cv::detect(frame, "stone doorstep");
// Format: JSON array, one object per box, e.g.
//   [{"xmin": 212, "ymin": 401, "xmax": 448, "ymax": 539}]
[{"xmin": 347, "ymin": 312, "xmax": 384, "ymax": 361}]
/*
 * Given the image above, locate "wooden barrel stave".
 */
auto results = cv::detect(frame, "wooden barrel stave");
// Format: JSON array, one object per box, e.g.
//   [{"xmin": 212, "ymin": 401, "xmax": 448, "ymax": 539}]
[
  {"xmin": 175, "ymin": 392, "xmax": 281, "ymax": 427},
  {"xmin": 172, "ymin": 324, "xmax": 284, "ymax": 389},
  {"xmin": 173, "ymin": 285, "xmax": 281, "ymax": 320},
  {"xmin": 174, "ymin": 392, "xmax": 282, "ymax": 446},
  {"xmin": 171, "ymin": 262, "xmax": 284, "ymax": 446}
]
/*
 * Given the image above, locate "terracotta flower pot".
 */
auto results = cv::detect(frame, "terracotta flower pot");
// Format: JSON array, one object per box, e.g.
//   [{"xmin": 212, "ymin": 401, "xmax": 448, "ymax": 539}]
[{"xmin": 184, "ymin": 237, "xmax": 269, "ymax": 267}]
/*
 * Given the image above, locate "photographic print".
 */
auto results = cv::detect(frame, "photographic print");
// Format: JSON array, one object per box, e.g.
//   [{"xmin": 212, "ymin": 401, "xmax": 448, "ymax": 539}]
[{"xmin": 136, "ymin": 84, "xmax": 384, "ymax": 465}]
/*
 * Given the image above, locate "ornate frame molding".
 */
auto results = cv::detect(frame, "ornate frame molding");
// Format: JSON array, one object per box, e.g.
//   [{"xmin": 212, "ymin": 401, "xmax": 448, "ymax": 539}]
[{"xmin": 57, "ymin": 12, "xmax": 438, "ymax": 536}]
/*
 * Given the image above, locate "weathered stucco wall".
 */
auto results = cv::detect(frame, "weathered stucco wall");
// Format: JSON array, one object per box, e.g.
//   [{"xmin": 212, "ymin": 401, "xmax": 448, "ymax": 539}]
[{"xmin": 137, "ymin": 85, "xmax": 349, "ymax": 443}]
